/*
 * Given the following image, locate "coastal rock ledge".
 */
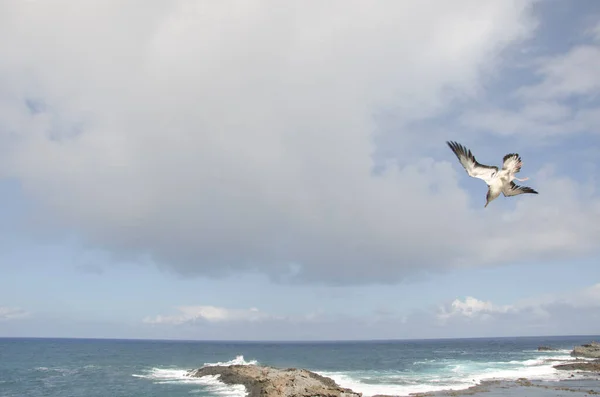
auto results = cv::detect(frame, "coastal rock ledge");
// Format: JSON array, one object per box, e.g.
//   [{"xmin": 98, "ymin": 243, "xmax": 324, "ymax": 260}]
[
  {"xmin": 188, "ymin": 364, "xmax": 362, "ymax": 397},
  {"xmin": 571, "ymin": 342, "xmax": 600, "ymax": 359}
]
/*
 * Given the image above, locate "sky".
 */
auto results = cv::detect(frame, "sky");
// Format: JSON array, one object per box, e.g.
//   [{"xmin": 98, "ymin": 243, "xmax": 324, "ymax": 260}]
[{"xmin": 0, "ymin": 0, "xmax": 599, "ymax": 341}]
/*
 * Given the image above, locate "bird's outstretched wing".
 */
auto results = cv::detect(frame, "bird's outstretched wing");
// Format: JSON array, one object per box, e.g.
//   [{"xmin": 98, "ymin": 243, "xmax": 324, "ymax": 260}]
[
  {"xmin": 446, "ymin": 141, "xmax": 498, "ymax": 184},
  {"xmin": 502, "ymin": 181, "xmax": 538, "ymax": 197},
  {"xmin": 502, "ymin": 153, "xmax": 522, "ymax": 174}
]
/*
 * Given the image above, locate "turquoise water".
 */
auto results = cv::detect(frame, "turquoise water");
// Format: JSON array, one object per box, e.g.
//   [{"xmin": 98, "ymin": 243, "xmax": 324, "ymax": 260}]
[{"xmin": 0, "ymin": 335, "xmax": 597, "ymax": 397}]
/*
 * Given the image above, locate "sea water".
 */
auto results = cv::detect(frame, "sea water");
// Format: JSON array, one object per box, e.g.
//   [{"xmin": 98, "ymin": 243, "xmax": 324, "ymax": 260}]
[{"xmin": 0, "ymin": 335, "xmax": 597, "ymax": 397}]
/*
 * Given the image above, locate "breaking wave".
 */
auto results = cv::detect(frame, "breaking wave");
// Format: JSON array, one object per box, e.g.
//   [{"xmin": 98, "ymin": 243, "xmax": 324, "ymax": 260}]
[
  {"xmin": 317, "ymin": 351, "xmax": 590, "ymax": 397},
  {"xmin": 132, "ymin": 355, "xmax": 257, "ymax": 396}
]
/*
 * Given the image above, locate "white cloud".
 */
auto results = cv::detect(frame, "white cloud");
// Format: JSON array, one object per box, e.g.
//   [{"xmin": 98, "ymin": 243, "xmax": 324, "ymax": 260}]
[
  {"xmin": 143, "ymin": 283, "xmax": 600, "ymax": 339},
  {"xmin": 462, "ymin": 104, "xmax": 600, "ymax": 137},
  {"xmin": 588, "ymin": 20, "xmax": 600, "ymax": 42},
  {"xmin": 437, "ymin": 297, "xmax": 513, "ymax": 322},
  {"xmin": 461, "ymin": 41, "xmax": 600, "ymax": 137},
  {"xmin": 3, "ymin": 1, "xmax": 599, "ymax": 285},
  {"xmin": 143, "ymin": 305, "xmax": 269, "ymax": 325},
  {"xmin": 515, "ymin": 45, "xmax": 600, "ymax": 100},
  {"xmin": 0, "ymin": 306, "xmax": 29, "ymax": 321},
  {"xmin": 437, "ymin": 283, "xmax": 600, "ymax": 328}
]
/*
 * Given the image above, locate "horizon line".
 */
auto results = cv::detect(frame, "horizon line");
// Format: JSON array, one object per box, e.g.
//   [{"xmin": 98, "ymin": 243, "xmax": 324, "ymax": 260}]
[{"xmin": 1, "ymin": 334, "xmax": 598, "ymax": 344}]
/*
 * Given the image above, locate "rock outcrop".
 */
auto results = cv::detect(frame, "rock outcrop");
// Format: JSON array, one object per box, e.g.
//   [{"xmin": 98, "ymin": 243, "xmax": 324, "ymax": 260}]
[
  {"xmin": 538, "ymin": 346, "xmax": 557, "ymax": 351},
  {"xmin": 570, "ymin": 342, "xmax": 600, "ymax": 358},
  {"xmin": 187, "ymin": 364, "xmax": 362, "ymax": 397},
  {"xmin": 554, "ymin": 360, "xmax": 600, "ymax": 372}
]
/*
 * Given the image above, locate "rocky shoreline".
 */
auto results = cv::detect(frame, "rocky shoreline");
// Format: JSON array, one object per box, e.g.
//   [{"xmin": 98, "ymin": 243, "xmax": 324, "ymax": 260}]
[
  {"xmin": 551, "ymin": 340, "xmax": 600, "ymax": 372},
  {"xmin": 571, "ymin": 342, "xmax": 600, "ymax": 359},
  {"xmin": 188, "ymin": 364, "xmax": 361, "ymax": 397},
  {"xmin": 554, "ymin": 360, "xmax": 600, "ymax": 372},
  {"xmin": 186, "ymin": 341, "xmax": 600, "ymax": 397}
]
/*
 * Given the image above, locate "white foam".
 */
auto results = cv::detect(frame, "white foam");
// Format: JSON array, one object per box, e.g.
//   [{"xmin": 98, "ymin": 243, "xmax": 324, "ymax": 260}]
[
  {"xmin": 133, "ymin": 368, "xmax": 247, "ymax": 396},
  {"xmin": 318, "ymin": 371, "xmax": 474, "ymax": 396},
  {"xmin": 132, "ymin": 367, "xmax": 189, "ymax": 380},
  {"xmin": 472, "ymin": 364, "xmax": 560, "ymax": 383},
  {"xmin": 132, "ymin": 355, "xmax": 258, "ymax": 397},
  {"xmin": 318, "ymin": 353, "xmax": 582, "ymax": 397},
  {"xmin": 203, "ymin": 355, "xmax": 258, "ymax": 367}
]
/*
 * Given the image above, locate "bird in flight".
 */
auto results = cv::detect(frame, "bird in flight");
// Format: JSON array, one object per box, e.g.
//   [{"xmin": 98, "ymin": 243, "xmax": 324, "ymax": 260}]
[{"xmin": 446, "ymin": 141, "xmax": 538, "ymax": 208}]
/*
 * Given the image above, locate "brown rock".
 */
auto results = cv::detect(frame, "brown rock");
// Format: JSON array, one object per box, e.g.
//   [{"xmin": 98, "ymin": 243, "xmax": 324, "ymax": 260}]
[
  {"xmin": 554, "ymin": 360, "xmax": 600, "ymax": 372},
  {"xmin": 537, "ymin": 346, "xmax": 557, "ymax": 351},
  {"xmin": 187, "ymin": 364, "xmax": 362, "ymax": 397},
  {"xmin": 571, "ymin": 342, "xmax": 600, "ymax": 358}
]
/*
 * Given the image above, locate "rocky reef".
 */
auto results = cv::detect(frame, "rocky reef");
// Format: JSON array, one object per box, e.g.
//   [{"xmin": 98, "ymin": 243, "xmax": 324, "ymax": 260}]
[
  {"xmin": 186, "ymin": 355, "xmax": 600, "ymax": 397},
  {"xmin": 538, "ymin": 346, "xmax": 557, "ymax": 351},
  {"xmin": 571, "ymin": 342, "xmax": 600, "ymax": 359},
  {"xmin": 187, "ymin": 364, "xmax": 362, "ymax": 397},
  {"xmin": 554, "ymin": 360, "xmax": 600, "ymax": 372}
]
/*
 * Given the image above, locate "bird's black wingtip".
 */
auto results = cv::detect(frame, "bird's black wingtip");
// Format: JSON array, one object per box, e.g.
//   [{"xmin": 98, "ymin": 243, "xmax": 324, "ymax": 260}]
[
  {"xmin": 446, "ymin": 140, "xmax": 470, "ymax": 158},
  {"xmin": 446, "ymin": 140, "xmax": 462, "ymax": 153}
]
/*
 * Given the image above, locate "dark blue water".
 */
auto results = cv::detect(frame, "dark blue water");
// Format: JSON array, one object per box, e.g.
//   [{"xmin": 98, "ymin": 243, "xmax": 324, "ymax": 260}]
[{"xmin": 0, "ymin": 335, "xmax": 597, "ymax": 397}]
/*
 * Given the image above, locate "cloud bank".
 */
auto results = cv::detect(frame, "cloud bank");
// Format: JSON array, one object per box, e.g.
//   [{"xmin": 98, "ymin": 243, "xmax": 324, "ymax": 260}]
[
  {"xmin": 462, "ymin": 39, "xmax": 600, "ymax": 137},
  {"xmin": 143, "ymin": 305, "xmax": 268, "ymax": 325},
  {"xmin": 0, "ymin": 306, "xmax": 29, "ymax": 321},
  {"xmin": 144, "ymin": 283, "xmax": 600, "ymax": 340},
  {"xmin": 1, "ymin": 1, "xmax": 599, "ymax": 285},
  {"xmin": 434, "ymin": 283, "xmax": 600, "ymax": 337}
]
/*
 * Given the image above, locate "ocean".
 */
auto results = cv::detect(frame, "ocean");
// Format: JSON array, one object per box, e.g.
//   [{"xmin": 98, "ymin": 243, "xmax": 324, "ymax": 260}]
[{"xmin": 0, "ymin": 335, "xmax": 598, "ymax": 397}]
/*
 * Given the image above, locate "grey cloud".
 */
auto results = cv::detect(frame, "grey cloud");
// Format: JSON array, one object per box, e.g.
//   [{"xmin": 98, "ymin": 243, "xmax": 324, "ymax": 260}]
[{"xmin": 3, "ymin": 1, "xmax": 599, "ymax": 286}]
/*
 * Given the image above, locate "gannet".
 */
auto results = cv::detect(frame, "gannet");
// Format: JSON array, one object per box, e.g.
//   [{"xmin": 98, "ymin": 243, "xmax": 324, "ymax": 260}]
[{"xmin": 446, "ymin": 141, "xmax": 538, "ymax": 208}]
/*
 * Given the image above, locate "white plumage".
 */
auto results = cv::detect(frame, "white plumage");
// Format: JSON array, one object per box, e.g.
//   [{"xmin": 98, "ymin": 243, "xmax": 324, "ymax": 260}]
[{"xmin": 446, "ymin": 141, "xmax": 538, "ymax": 208}]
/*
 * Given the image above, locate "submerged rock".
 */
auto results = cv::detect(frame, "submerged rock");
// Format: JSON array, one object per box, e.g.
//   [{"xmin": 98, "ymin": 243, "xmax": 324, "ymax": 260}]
[
  {"xmin": 571, "ymin": 342, "xmax": 600, "ymax": 358},
  {"xmin": 187, "ymin": 364, "xmax": 362, "ymax": 397}
]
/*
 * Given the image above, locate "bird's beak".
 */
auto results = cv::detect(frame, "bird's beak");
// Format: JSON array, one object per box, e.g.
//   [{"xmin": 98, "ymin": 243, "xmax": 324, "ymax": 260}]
[{"xmin": 484, "ymin": 202, "xmax": 488, "ymax": 208}]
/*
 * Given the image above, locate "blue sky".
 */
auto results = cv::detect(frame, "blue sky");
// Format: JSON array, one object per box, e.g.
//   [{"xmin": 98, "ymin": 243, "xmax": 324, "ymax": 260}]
[{"xmin": 1, "ymin": 0, "xmax": 599, "ymax": 340}]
